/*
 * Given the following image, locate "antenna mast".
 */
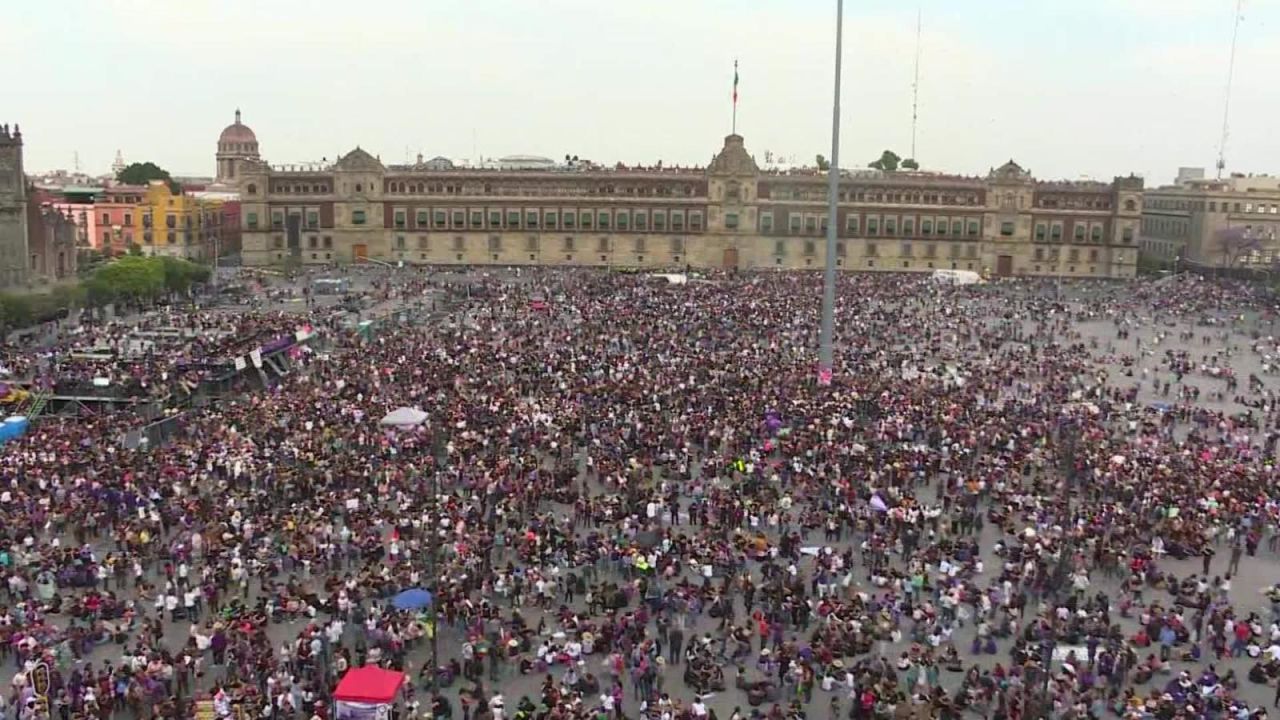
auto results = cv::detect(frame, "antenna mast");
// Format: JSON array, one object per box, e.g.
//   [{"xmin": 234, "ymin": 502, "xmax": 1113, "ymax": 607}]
[
  {"xmin": 1217, "ymin": 0, "xmax": 1243, "ymax": 179},
  {"xmin": 910, "ymin": 7, "xmax": 922, "ymax": 162}
]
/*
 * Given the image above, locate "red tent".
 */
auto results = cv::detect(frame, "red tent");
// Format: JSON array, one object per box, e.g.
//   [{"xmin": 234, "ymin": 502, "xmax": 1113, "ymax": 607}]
[{"xmin": 333, "ymin": 667, "xmax": 404, "ymax": 704}]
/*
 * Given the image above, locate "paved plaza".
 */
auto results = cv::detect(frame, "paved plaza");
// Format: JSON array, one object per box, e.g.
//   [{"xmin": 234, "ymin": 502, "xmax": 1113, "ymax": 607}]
[{"xmin": 2, "ymin": 271, "xmax": 1280, "ymax": 720}]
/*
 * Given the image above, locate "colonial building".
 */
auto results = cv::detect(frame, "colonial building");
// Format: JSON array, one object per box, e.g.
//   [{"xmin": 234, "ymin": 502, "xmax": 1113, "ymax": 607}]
[
  {"xmin": 95, "ymin": 184, "xmax": 148, "ymax": 255},
  {"xmin": 129, "ymin": 181, "xmax": 227, "ymax": 262},
  {"xmin": 239, "ymin": 133, "xmax": 1142, "ymax": 277},
  {"xmin": 0, "ymin": 124, "xmax": 30, "ymax": 288},
  {"xmin": 1141, "ymin": 174, "xmax": 1280, "ymax": 269},
  {"xmin": 25, "ymin": 199, "xmax": 77, "ymax": 280},
  {"xmin": 214, "ymin": 109, "xmax": 259, "ymax": 189}
]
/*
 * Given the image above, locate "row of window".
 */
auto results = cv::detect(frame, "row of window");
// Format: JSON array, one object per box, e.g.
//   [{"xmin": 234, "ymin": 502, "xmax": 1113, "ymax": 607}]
[
  {"xmin": 771, "ymin": 240, "xmax": 982, "ymax": 259},
  {"xmin": 759, "ymin": 213, "xmax": 983, "ymax": 238},
  {"xmin": 1032, "ymin": 222, "xmax": 1127, "ymax": 243},
  {"xmin": 102, "ymin": 212, "xmax": 221, "ymax": 228},
  {"xmin": 249, "ymin": 211, "xmax": 322, "ymax": 230},
  {"xmin": 1033, "ymin": 247, "xmax": 1105, "ymax": 263},
  {"xmin": 251, "ymin": 208, "xmax": 709, "ymax": 232},
  {"xmin": 262, "ymin": 183, "xmax": 330, "ymax": 195},
  {"xmin": 1140, "ymin": 238, "xmax": 1182, "ymax": 258},
  {"xmin": 1147, "ymin": 197, "xmax": 1280, "ymax": 214},
  {"xmin": 270, "ymin": 235, "xmax": 988, "ymax": 260},
  {"xmin": 272, "ymin": 235, "xmax": 689, "ymax": 255},
  {"xmin": 767, "ymin": 187, "xmax": 983, "ymax": 206},
  {"xmin": 101, "ymin": 229, "xmax": 216, "ymax": 246},
  {"xmin": 386, "ymin": 208, "xmax": 705, "ymax": 232},
  {"xmin": 383, "ymin": 181, "xmax": 699, "ymax": 198},
  {"xmin": 1142, "ymin": 216, "xmax": 1188, "ymax": 239},
  {"xmin": 1036, "ymin": 195, "xmax": 1120, "ymax": 211}
]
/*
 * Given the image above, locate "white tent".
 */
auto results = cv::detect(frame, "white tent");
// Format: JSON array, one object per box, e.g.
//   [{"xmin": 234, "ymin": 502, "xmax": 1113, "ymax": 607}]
[
  {"xmin": 931, "ymin": 269, "xmax": 983, "ymax": 285},
  {"xmin": 649, "ymin": 273, "xmax": 688, "ymax": 285},
  {"xmin": 379, "ymin": 406, "xmax": 428, "ymax": 427}
]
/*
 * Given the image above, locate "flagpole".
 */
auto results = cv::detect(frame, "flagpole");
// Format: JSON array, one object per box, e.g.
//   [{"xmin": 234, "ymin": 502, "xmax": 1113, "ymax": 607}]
[
  {"xmin": 732, "ymin": 59, "xmax": 739, "ymax": 134},
  {"xmin": 818, "ymin": 0, "xmax": 843, "ymax": 385}
]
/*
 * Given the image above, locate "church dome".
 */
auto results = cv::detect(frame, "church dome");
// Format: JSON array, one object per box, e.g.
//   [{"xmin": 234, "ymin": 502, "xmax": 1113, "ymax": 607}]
[{"xmin": 218, "ymin": 109, "xmax": 259, "ymax": 154}]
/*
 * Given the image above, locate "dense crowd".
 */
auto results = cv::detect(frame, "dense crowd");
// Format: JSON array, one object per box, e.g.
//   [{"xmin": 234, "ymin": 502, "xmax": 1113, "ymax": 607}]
[{"xmin": 0, "ymin": 269, "xmax": 1278, "ymax": 720}]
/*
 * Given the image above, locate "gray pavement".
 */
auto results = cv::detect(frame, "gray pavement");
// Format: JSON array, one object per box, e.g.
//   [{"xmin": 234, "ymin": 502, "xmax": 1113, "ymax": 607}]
[{"xmin": 8, "ymin": 274, "xmax": 1280, "ymax": 720}]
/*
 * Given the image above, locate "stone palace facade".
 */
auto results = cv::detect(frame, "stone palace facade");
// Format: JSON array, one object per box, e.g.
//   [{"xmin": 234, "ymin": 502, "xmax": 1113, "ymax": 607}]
[{"xmin": 239, "ymin": 133, "xmax": 1143, "ymax": 278}]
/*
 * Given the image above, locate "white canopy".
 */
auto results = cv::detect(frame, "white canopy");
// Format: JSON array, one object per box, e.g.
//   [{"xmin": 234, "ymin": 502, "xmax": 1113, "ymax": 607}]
[
  {"xmin": 931, "ymin": 269, "xmax": 983, "ymax": 285},
  {"xmin": 379, "ymin": 406, "xmax": 428, "ymax": 427}
]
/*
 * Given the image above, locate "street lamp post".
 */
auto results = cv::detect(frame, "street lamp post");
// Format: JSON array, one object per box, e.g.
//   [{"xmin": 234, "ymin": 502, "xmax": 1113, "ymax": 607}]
[
  {"xmin": 817, "ymin": 0, "xmax": 844, "ymax": 386},
  {"xmin": 428, "ymin": 433, "xmax": 446, "ymax": 697}
]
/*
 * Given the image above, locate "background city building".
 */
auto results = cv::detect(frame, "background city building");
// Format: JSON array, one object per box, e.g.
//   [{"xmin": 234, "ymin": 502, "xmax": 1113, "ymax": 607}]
[
  {"xmin": 24, "ymin": 197, "xmax": 77, "ymax": 280},
  {"xmin": 1140, "ymin": 173, "xmax": 1280, "ymax": 270},
  {"xmin": 0, "ymin": 124, "xmax": 30, "ymax": 288},
  {"xmin": 238, "ymin": 133, "xmax": 1143, "ymax": 278},
  {"xmin": 128, "ymin": 181, "xmax": 228, "ymax": 262},
  {"xmin": 213, "ymin": 109, "xmax": 259, "ymax": 190}
]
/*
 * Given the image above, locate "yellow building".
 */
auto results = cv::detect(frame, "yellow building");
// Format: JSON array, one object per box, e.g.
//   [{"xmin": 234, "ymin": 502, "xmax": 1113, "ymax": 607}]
[{"xmin": 130, "ymin": 181, "xmax": 225, "ymax": 262}]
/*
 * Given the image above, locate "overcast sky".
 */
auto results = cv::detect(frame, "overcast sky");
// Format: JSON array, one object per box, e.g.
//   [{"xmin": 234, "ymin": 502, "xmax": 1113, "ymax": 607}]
[{"xmin": 6, "ymin": 0, "xmax": 1275, "ymax": 185}]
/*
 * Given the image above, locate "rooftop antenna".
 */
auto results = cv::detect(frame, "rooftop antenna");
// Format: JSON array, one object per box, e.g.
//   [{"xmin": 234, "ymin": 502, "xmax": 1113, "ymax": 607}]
[
  {"xmin": 74, "ymin": 151, "xmax": 81, "ymax": 173},
  {"xmin": 1217, "ymin": 0, "xmax": 1244, "ymax": 179},
  {"xmin": 910, "ymin": 7, "xmax": 922, "ymax": 163}
]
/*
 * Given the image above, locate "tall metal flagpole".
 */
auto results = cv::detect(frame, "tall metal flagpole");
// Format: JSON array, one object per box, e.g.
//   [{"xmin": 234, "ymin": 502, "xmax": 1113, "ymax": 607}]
[
  {"xmin": 732, "ymin": 59, "xmax": 739, "ymax": 135},
  {"xmin": 818, "ymin": 0, "xmax": 844, "ymax": 385}
]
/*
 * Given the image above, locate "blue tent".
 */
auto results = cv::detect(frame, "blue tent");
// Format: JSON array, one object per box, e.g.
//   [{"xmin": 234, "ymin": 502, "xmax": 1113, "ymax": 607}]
[
  {"xmin": 391, "ymin": 588, "xmax": 433, "ymax": 610},
  {"xmin": 0, "ymin": 416, "xmax": 29, "ymax": 446}
]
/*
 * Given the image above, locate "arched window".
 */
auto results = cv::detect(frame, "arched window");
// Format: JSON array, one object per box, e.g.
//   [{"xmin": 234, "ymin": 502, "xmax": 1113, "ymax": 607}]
[
  {"xmin": 356, "ymin": 183, "xmax": 363, "ymax": 193},
  {"xmin": 1124, "ymin": 199, "xmax": 1136, "ymax": 212}
]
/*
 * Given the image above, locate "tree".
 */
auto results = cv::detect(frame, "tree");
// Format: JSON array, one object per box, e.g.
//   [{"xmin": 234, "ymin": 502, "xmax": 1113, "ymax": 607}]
[
  {"xmin": 116, "ymin": 161, "xmax": 181, "ymax": 194},
  {"xmin": 901, "ymin": 158, "xmax": 920, "ymax": 170},
  {"xmin": 160, "ymin": 257, "xmax": 211, "ymax": 295},
  {"xmin": 1215, "ymin": 226, "xmax": 1261, "ymax": 269},
  {"xmin": 815, "ymin": 154, "xmax": 830, "ymax": 171},
  {"xmin": 0, "ymin": 294, "xmax": 32, "ymax": 330},
  {"xmin": 868, "ymin": 150, "xmax": 901, "ymax": 172},
  {"xmin": 76, "ymin": 247, "xmax": 108, "ymax": 276},
  {"xmin": 50, "ymin": 283, "xmax": 86, "ymax": 310},
  {"xmin": 91, "ymin": 255, "xmax": 166, "ymax": 301}
]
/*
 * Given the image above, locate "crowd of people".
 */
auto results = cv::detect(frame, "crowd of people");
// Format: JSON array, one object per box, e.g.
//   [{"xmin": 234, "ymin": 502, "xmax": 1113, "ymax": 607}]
[{"xmin": 0, "ymin": 268, "xmax": 1278, "ymax": 720}]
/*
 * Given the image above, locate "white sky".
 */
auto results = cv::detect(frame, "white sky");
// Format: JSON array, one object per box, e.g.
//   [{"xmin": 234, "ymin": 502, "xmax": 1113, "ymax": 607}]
[{"xmin": 5, "ymin": 0, "xmax": 1276, "ymax": 185}]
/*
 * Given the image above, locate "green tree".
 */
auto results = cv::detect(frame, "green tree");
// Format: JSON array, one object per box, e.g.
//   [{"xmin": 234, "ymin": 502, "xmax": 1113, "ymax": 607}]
[
  {"xmin": 901, "ymin": 158, "xmax": 920, "ymax": 170},
  {"xmin": 116, "ymin": 161, "xmax": 181, "ymax": 194},
  {"xmin": 92, "ymin": 255, "xmax": 166, "ymax": 301},
  {"xmin": 50, "ymin": 283, "xmax": 86, "ymax": 311},
  {"xmin": 815, "ymin": 154, "xmax": 830, "ymax": 171},
  {"xmin": 84, "ymin": 276, "xmax": 117, "ymax": 306},
  {"xmin": 0, "ymin": 293, "xmax": 33, "ymax": 330},
  {"xmin": 160, "ymin": 257, "xmax": 211, "ymax": 295},
  {"xmin": 868, "ymin": 150, "xmax": 901, "ymax": 172}
]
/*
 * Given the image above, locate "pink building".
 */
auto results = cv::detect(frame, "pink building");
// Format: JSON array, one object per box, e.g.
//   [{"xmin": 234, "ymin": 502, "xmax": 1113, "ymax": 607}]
[{"xmin": 96, "ymin": 184, "xmax": 146, "ymax": 255}]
